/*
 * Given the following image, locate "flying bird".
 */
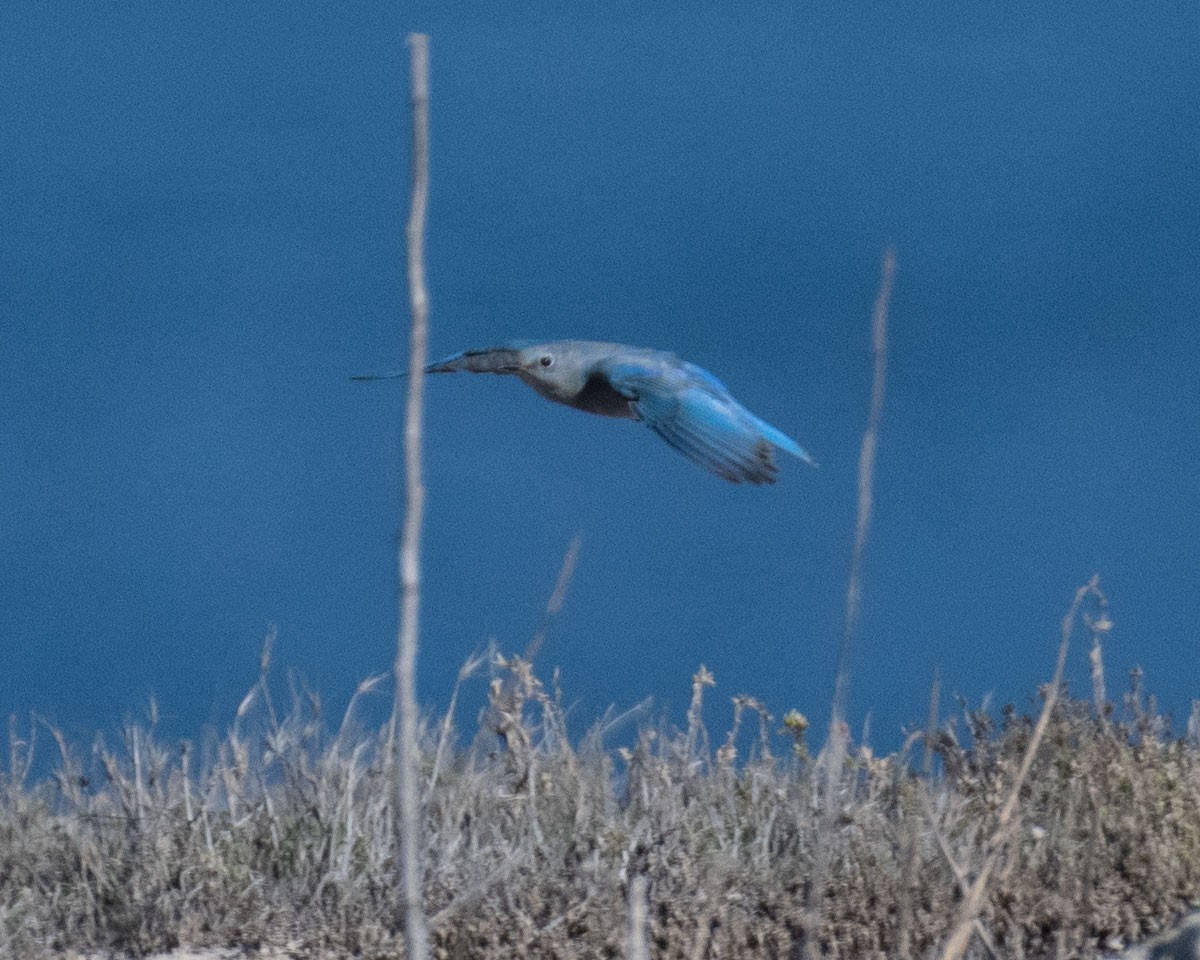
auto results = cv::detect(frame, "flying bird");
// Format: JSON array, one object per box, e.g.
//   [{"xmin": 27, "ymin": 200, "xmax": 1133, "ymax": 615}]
[{"xmin": 353, "ymin": 340, "xmax": 816, "ymax": 485}]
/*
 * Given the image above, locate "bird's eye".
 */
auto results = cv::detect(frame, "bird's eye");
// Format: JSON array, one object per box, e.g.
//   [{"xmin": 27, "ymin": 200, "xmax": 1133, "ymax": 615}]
[{"xmin": 539, "ymin": 355, "xmax": 554, "ymax": 367}]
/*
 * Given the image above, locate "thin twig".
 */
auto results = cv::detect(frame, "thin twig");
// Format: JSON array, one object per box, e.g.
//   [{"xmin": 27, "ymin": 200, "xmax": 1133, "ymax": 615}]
[
  {"xmin": 833, "ymin": 247, "xmax": 896, "ymax": 740},
  {"xmin": 525, "ymin": 532, "xmax": 583, "ymax": 661},
  {"xmin": 917, "ymin": 781, "xmax": 1002, "ymax": 960},
  {"xmin": 394, "ymin": 31, "xmax": 431, "ymax": 960},
  {"xmin": 627, "ymin": 875, "xmax": 650, "ymax": 960},
  {"xmin": 807, "ymin": 249, "xmax": 895, "ymax": 958},
  {"xmin": 938, "ymin": 574, "xmax": 1104, "ymax": 960},
  {"xmin": 429, "ymin": 645, "xmax": 490, "ymax": 798}
]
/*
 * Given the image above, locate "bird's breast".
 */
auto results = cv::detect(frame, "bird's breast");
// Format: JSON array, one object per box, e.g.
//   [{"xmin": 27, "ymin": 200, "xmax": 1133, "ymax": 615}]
[{"xmin": 571, "ymin": 372, "xmax": 637, "ymax": 419}]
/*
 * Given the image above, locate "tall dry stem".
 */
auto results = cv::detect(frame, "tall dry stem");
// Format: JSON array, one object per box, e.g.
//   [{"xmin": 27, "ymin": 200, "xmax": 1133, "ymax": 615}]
[
  {"xmin": 832, "ymin": 247, "xmax": 896, "ymax": 747},
  {"xmin": 807, "ymin": 248, "xmax": 895, "ymax": 958},
  {"xmin": 525, "ymin": 533, "xmax": 583, "ymax": 661},
  {"xmin": 393, "ymin": 30, "xmax": 431, "ymax": 960},
  {"xmin": 938, "ymin": 574, "xmax": 1105, "ymax": 960},
  {"xmin": 627, "ymin": 875, "xmax": 649, "ymax": 960}
]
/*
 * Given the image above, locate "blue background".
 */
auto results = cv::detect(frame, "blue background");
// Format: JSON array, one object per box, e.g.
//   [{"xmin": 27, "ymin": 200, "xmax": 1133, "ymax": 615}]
[{"xmin": 3, "ymin": 3, "xmax": 1197, "ymax": 753}]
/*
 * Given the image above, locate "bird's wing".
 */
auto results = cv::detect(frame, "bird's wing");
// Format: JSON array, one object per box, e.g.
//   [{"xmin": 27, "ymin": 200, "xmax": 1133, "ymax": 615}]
[
  {"xmin": 603, "ymin": 360, "xmax": 786, "ymax": 484},
  {"xmin": 678, "ymin": 360, "xmax": 817, "ymax": 468}
]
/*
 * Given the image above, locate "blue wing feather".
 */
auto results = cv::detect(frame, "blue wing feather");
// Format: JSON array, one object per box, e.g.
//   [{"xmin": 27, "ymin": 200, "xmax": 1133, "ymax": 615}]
[{"xmin": 604, "ymin": 359, "xmax": 811, "ymax": 484}]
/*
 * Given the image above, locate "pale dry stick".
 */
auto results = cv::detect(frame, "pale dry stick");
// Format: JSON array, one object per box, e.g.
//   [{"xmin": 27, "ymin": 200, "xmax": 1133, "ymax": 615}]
[
  {"xmin": 7, "ymin": 715, "xmax": 37, "ymax": 790},
  {"xmin": 938, "ymin": 574, "xmax": 1104, "ymax": 960},
  {"xmin": 428, "ymin": 645, "xmax": 490, "ymax": 797},
  {"xmin": 393, "ymin": 31, "xmax": 431, "ymax": 960},
  {"xmin": 832, "ymin": 247, "xmax": 896, "ymax": 752},
  {"xmin": 258, "ymin": 625, "xmax": 278, "ymax": 727},
  {"xmin": 180, "ymin": 743, "xmax": 194, "ymax": 825},
  {"xmin": 336, "ymin": 673, "xmax": 387, "ymax": 743},
  {"xmin": 130, "ymin": 726, "xmax": 145, "ymax": 824},
  {"xmin": 1086, "ymin": 606, "xmax": 1113, "ymax": 731},
  {"xmin": 524, "ymin": 532, "xmax": 583, "ymax": 661},
  {"xmin": 627, "ymin": 875, "xmax": 650, "ymax": 960},
  {"xmin": 806, "ymin": 249, "xmax": 896, "ymax": 959},
  {"xmin": 899, "ymin": 670, "xmax": 941, "ymax": 960},
  {"xmin": 1088, "ymin": 639, "xmax": 1107, "ymax": 724},
  {"xmin": 40, "ymin": 718, "xmax": 81, "ymax": 809},
  {"xmin": 429, "ymin": 850, "xmax": 528, "ymax": 928},
  {"xmin": 916, "ymin": 781, "xmax": 1001, "ymax": 960},
  {"xmin": 685, "ymin": 664, "xmax": 715, "ymax": 766}
]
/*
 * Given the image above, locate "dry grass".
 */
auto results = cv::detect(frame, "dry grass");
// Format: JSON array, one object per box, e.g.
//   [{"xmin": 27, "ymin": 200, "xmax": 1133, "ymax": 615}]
[{"xmin": 3, "ymin": 646, "xmax": 1199, "ymax": 960}]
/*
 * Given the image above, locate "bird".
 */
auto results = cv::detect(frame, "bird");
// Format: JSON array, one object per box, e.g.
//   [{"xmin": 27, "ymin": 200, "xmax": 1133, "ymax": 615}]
[{"xmin": 353, "ymin": 339, "xmax": 816, "ymax": 485}]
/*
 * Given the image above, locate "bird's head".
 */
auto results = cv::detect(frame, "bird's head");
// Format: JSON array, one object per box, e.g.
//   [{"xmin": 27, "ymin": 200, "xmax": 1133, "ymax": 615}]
[{"xmin": 509, "ymin": 341, "xmax": 593, "ymax": 404}]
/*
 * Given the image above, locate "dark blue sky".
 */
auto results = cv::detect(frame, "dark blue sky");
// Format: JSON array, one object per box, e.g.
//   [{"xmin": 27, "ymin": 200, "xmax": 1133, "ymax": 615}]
[{"xmin": 3, "ymin": 3, "xmax": 1197, "ymax": 753}]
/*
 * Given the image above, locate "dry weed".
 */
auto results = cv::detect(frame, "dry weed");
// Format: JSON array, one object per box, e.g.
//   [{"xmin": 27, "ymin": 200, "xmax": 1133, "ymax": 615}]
[{"xmin": 2, "ymin": 653, "xmax": 1198, "ymax": 959}]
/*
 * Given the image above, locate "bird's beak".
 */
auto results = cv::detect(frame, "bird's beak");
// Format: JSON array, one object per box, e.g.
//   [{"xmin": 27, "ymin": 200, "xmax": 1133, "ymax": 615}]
[
  {"xmin": 429, "ymin": 347, "xmax": 524, "ymax": 375},
  {"xmin": 353, "ymin": 346, "xmax": 524, "ymax": 381},
  {"xmin": 350, "ymin": 369, "xmax": 407, "ymax": 381}
]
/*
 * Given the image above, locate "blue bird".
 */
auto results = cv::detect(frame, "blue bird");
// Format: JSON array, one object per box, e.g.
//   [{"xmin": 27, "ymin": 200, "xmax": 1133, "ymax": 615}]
[{"xmin": 354, "ymin": 340, "xmax": 816, "ymax": 485}]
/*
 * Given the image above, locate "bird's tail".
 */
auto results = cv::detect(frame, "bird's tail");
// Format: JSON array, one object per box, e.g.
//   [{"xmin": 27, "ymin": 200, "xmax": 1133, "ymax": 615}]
[{"xmin": 757, "ymin": 419, "xmax": 819, "ymax": 468}]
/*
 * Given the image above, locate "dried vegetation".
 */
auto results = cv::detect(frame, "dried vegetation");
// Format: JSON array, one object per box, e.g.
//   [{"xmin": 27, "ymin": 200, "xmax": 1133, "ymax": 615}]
[{"xmin": 2, "ymin": 647, "xmax": 1199, "ymax": 959}]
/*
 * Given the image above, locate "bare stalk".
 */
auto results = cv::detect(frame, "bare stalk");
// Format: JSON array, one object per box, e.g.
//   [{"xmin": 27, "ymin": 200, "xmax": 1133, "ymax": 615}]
[
  {"xmin": 807, "ymin": 249, "xmax": 895, "ymax": 957},
  {"xmin": 627, "ymin": 875, "xmax": 649, "ymax": 960},
  {"xmin": 525, "ymin": 532, "xmax": 583, "ymax": 661},
  {"xmin": 1086, "ymin": 606, "xmax": 1113, "ymax": 730},
  {"xmin": 938, "ymin": 574, "xmax": 1104, "ymax": 960},
  {"xmin": 393, "ymin": 31, "xmax": 431, "ymax": 960},
  {"xmin": 833, "ymin": 247, "xmax": 896, "ymax": 747}
]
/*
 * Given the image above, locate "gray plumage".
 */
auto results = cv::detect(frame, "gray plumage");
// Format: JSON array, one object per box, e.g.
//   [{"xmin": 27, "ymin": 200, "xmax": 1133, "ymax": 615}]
[{"xmin": 354, "ymin": 339, "xmax": 816, "ymax": 485}]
